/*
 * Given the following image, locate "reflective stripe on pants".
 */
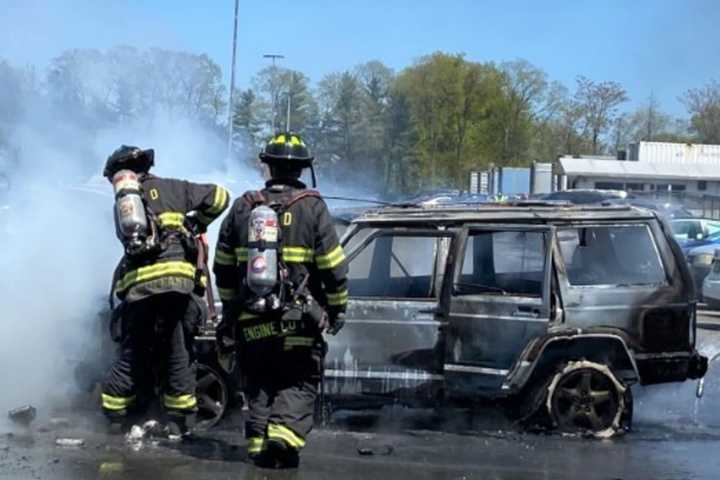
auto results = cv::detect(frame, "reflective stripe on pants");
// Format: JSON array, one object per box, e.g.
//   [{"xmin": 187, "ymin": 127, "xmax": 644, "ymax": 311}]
[
  {"xmin": 164, "ymin": 393, "xmax": 198, "ymax": 410},
  {"xmin": 101, "ymin": 393, "xmax": 136, "ymax": 411},
  {"xmin": 267, "ymin": 423, "xmax": 306, "ymax": 450}
]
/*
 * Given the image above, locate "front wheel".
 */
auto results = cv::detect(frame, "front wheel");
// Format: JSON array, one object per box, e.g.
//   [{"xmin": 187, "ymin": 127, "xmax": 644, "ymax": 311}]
[
  {"xmin": 194, "ymin": 363, "xmax": 228, "ymax": 430},
  {"xmin": 545, "ymin": 361, "xmax": 632, "ymax": 437}
]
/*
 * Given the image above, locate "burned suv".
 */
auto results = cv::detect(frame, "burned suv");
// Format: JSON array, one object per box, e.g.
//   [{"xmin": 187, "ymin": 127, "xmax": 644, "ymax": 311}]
[{"xmin": 324, "ymin": 202, "xmax": 707, "ymax": 435}]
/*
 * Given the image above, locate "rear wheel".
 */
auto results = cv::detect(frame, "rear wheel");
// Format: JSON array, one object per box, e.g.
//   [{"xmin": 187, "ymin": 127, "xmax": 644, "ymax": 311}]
[
  {"xmin": 546, "ymin": 361, "xmax": 632, "ymax": 437},
  {"xmin": 194, "ymin": 363, "xmax": 228, "ymax": 430}
]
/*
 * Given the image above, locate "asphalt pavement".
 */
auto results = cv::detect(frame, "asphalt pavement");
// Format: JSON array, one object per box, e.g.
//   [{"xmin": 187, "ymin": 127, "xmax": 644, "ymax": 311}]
[{"xmin": 2, "ymin": 312, "xmax": 720, "ymax": 480}]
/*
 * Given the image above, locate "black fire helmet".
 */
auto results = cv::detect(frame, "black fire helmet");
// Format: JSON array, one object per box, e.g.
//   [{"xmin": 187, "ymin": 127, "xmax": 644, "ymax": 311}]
[
  {"xmin": 103, "ymin": 145, "xmax": 155, "ymax": 179},
  {"xmin": 259, "ymin": 133, "xmax": 314, "ymax": 168}
]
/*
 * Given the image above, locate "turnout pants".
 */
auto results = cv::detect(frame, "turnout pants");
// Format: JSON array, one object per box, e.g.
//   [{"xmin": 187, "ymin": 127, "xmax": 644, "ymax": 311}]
[
  {"xmin": 242, "ymin": 333, "xmax": 325, "ymax": 456},
  {"xmin": 101, "ymin": 292, "xmax": 199, "ymax": 427}
]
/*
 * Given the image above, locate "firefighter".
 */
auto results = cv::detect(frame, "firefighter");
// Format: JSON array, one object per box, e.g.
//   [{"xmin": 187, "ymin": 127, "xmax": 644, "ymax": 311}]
[
  {"xmin": 213, "ymin": 132, "xmax": 348, "ymax": 468},
  {"xmin": 101, "ymin": 145, "xmax": 229, "ymax": 435}
]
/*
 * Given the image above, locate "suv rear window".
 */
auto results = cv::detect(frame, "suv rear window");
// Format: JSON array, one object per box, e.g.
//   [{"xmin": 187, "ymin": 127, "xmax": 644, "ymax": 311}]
[
  {"xmin": 458, "ymin": 230, "xmax": 546, "ymax": 297},
  {"xmin": 558, "ymin": 225, "xmax": 666, "ymax": 286}
]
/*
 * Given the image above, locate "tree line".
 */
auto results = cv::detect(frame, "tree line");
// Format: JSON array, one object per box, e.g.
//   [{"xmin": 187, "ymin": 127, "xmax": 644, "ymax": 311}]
[{"xmin": 2, "ymin": 47, "xmax": 720, "ymax": 195}]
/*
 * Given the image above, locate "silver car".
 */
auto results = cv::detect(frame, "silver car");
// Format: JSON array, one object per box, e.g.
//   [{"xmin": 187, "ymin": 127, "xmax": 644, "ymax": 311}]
[
  {"xmin": 687, "ymin": 243, "xmax": 719, "ymax": 298},
  {"xmin": 702, "ymin": 255, "xmax": 720, "ymax": 309}
]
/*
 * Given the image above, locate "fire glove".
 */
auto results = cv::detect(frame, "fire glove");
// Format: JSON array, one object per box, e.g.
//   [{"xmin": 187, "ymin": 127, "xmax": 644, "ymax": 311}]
[
  {"xmin": 303, "ymin": 296, "xmax": 330, "ymax": 331},
  {"xmin": 185, "ymin": 214, "xmax": 207, "ymax": 235},
  {"xmin": 215, "ymin": 317, "xmax": 237, "ymax": 374},
  {"xmin": 216, "ymin": 320, "xmax": 236, "ymax": 353},
  {"xmin": 327, "ymin": 312, "xmax": 345, "ymax": 336}
]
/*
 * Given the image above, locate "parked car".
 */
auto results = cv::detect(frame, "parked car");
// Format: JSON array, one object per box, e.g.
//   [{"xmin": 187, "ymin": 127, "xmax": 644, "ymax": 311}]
[
  {"xmin": 542, "ymin": 191, "xmax": 693, "ymax": 219},
  {"xmin": 627, "ymin": 199, "xmax": 692, "ymax": 219},
  {"xmin": 702, "ymin": 255, "xmax": 720, "ymax": 309},
  {"xmin": 541, "ymin": 189, "xmax": 627, "ymax": 204},
  {"xmin": 325, "ymin": 202, "xmax": 706, "ymax": 436},
  {"xmin": 688, "ymin": 243, "xmax": 720, "ymax": 299},
  {"xmin": 670, "ymin": 218, "xmax": 720, "ymax": 252}
]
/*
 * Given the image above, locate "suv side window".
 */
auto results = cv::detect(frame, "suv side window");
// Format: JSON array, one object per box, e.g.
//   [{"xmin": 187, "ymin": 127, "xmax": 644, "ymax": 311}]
[
  {"xmin": 558, "ymin": 225, "xmax": 666, "ymax": 286},
  {"xmin": 457, "ymin": 230, "xmax": 546, "ymax": 297},
  {"xmin": 348, "ymin": 234, "xmax": 439, "ymax": 298}
]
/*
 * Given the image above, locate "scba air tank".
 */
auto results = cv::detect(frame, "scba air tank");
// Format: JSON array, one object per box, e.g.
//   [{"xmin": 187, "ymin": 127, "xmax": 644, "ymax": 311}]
[
  {"xmin": 247, "ymin": 205, "xmax": 279, "ymax": 296},
  {"xmin": 112, "ymin": 169, "xmax": 148, "ymax": 250}
]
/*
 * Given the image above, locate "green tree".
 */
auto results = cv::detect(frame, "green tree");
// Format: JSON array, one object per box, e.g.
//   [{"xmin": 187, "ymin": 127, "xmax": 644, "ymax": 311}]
[
  {"xmin": 384, "ymin": 85, "xmax": 417, "ymax": 193},
  {"xmin": 316, "ymin": 71, "xmax": 366, "ymax": 180},
  {"xmin": 395, "ymin": 52, "xmax": 505, "ymax": 189},
  {"xmin": 278, "ymin": 70, "xmax": 319, "ymax": 138},
  {"xmin": 48, "ymin": 47, "xmax": 227, "ymax": 127},
  {"xmin": 253, "ymin": 67, "xmax": 319, "ymax": 139},
  {"xmin": 232, "ymin": 88, "xmax": 264, "ymax": 149},
  {"xmin": 682, "ymin": 80, "xmax": 720, "ymax": 144},
  {"xmin": 573, "ymin": 76, "xmax": 628, "ymax": 154},
  {"xmin": 356, "ymin": 61, "xmax": 394, "ymax": 180},
  {"xmin": 495, "ymin": 59, "xmax": 548, "ymax": 165}
]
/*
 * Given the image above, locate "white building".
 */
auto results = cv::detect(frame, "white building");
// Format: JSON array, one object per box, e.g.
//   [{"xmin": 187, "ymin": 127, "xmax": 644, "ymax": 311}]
[{"xmin": 558, "ymin": 142, "xmax": 720, "ymax": 195}]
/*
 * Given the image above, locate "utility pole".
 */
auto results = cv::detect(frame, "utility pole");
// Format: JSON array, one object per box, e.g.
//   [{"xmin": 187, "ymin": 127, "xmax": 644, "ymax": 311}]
[
  {"xmin": 263, "ymin": 54, "xmax": 284, "ymax": 133},
  {"xmin": 286, "ymin": 91, "xmax": 292, "ymax": 132},
  {"xmin": 226, "ymin": 0, "xmax": 239, "ymax": 160}
]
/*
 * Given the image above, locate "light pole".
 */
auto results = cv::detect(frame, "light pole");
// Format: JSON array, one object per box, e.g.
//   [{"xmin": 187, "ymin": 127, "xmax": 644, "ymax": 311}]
[
  {"xmin": 226, "ymin": 0, "xmax": 239, "ymax": 160},
  {"xmin": 286, "ymin": 87, "xmax": 292, "ymax": 132},
  {"xmin": 263, "ymin": 53, "xmax": 284, "ymax": 133}
]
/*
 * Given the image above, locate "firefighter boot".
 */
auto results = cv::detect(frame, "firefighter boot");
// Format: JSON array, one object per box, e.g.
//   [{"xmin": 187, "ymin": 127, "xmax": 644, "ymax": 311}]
[
  {"xmin": 166, "ymin": 410, "xmax": 197, "ymax": 440},
  {"xmin": 246, "ymin": 436, "xmax": 266, "ymax": 463},
  {"xmin": 259, "ymin": 438, "xmax": 300, "ymax": 469}
]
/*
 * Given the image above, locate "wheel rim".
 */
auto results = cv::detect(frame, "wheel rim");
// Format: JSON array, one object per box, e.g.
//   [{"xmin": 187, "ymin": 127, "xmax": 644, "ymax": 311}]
[
  {"xmin": 195, "ymin": 364, "xmax": 228, "ymax": 430},
  {"xmin": 550, "ymin": 367, "xmax": 621, "ymax": 433}
]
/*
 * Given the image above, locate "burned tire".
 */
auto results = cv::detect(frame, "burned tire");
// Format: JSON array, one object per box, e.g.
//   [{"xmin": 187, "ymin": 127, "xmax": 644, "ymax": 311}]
[
  {"xmin": 545, "ymin": 361, "xmax": 632, "ymax": 437},
  {"xmin": 194, "ymin": 363, "xmax": 228, "ymax": 431}
]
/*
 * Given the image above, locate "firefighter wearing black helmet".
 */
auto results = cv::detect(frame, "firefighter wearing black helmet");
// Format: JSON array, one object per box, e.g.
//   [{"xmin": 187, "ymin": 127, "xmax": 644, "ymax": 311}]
[
  {"xmin": 101, "ymin": 145, "xmax": 230, "ymax": 435},
  {"xmin": 213, "ymin": 133, "xmax": 348, "ymax": 468}
]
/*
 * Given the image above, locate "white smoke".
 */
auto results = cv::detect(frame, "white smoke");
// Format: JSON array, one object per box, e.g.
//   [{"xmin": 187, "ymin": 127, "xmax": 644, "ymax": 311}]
[
  {"xmin": 0, "ymin": 70, "xmax": 378, "ymax": 420},
  {"xmin": 0, "ymin": 95, "xmax": 260, "ymax": 420},
  {"xmin": 0, "ymin": 2, "xmax": 383, "ymax": 423}
]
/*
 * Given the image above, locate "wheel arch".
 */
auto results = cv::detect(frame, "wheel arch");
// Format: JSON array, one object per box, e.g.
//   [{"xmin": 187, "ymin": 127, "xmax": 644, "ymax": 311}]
[{"xmin": 504, "ymin": 331, "xmax": 641, "ymax": 394}]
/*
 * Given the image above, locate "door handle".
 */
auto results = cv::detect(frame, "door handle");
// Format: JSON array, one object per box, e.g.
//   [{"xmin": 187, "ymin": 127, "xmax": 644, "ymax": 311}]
[
  {"xmin": 414, "ymin": 307, "xmax": 444, "ymax": 320},
  {"xmin": 513, "ymin": 306, "xmax": 541, "ymax": 318},
  {"xmin": 418, "ymin": 307, "xmax": 439, "ymax": 315}
]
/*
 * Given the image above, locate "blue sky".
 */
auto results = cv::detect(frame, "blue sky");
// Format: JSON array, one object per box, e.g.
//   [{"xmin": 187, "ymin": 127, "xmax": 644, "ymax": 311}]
[{"xmin": 2, "ymin": 0, "xmax": 718, "ymax": 116}]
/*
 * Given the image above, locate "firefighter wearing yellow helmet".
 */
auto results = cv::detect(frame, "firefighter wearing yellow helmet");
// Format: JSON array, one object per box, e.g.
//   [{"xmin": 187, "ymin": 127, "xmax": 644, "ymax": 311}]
[{"xmin": 213, "ymin": 132, "xmax": 348, "ymax": 468}]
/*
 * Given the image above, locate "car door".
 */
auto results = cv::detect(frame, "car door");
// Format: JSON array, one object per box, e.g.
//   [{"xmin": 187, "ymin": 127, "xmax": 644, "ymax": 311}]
[
  {"xmin": 444, "ymin": 224, "xmax": 553, "ymax": 394},
  {"xmin": 324, "ymin": 227, "xmax": 455, "ymax": 399},
  {"xmin": 555, "ymin": 222, "xmax": 683, "ymax": 357}
]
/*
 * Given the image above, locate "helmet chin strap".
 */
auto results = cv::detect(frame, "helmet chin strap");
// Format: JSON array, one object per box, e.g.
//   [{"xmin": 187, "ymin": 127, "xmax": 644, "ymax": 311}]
[{"xmin": 310, "ymin": 165, "xmax": 317, "ymax": 188}]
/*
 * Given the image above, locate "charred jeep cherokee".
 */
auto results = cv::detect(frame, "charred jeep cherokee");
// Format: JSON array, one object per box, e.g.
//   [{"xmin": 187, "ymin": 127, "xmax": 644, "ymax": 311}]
[{"xmin": 324, "ymin": 203, "xmax": 707, "ymax": 435}]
